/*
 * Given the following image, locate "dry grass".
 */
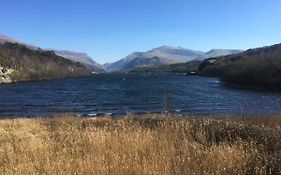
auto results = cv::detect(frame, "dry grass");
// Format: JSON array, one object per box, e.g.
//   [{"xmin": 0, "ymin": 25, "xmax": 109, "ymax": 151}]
[{"xmin": 0, "ymin": 114, "xmax": 281, "ymax": 174}]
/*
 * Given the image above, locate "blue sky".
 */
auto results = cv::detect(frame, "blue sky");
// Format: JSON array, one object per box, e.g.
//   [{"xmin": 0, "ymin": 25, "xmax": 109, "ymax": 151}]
[{"xmin": 1, "ymin": 0, "xmax": 281, "ymax": 64}]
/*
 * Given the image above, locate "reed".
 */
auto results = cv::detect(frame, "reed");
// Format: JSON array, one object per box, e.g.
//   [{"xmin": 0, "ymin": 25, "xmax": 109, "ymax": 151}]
[{"xmin": 0, "ymin": 114, "xmax": 280, "ymax": 174}]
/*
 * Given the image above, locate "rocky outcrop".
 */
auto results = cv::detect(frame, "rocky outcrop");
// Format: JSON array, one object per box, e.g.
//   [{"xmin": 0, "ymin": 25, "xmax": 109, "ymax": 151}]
[{"xmin": 0, "ymin": 65, "xmax": 14, "ymax": 83}]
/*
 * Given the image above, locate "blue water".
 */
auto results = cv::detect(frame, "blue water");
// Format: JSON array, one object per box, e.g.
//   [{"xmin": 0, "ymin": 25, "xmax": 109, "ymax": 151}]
[{"xmin": 0, "ymin": 73, "xmax": 281, "ymax": 117}]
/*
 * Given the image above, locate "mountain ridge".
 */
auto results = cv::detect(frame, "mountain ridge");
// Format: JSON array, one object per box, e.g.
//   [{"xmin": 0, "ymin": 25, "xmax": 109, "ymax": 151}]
[
  {"xmin": 52, "ymin": 50, "xmax": 104, "ymax": 72},
  {"xmin": 0, "ymin": 34, "xmax": 104, "ymax": 72},
  {"xmin": 105, "ymin": 46, "xmax": 243, "ymax": 71},
  {"xmin": 198, "ymin": 43, "xmax": 281, "ymax": 90},
  {"xmin": 0, "ymin": 35, "xmax": 40, "ymax": 50},
  {"xmin": 0, "ymin": 42, "xmax": 90, "ymax": 83}
]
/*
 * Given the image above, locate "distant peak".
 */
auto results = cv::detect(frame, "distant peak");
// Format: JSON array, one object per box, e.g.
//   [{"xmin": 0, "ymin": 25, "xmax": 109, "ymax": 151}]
[
  {"xmin": 157, "ymin": 45, "xmax": 176, "ymax": 49},
  {"xmin": 155, "ymin": 45, "xmax": 193, "ymax": 51}
]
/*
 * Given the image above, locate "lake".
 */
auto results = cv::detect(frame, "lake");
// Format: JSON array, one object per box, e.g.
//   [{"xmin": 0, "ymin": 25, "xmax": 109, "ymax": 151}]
[{"xmin": 0, "ymin": 73, "xmax": 281, "ymax": 117}]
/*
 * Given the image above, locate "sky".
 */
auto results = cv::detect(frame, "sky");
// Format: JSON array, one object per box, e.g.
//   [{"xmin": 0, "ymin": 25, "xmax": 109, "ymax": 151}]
[{"xmin": 1, "ymin": 0, "xmax": 281, "ymax": 64}]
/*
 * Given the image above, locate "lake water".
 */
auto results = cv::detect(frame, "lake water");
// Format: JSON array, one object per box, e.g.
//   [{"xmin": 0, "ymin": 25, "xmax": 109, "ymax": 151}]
[{"xmin": 0, "ymin": 73, "xmax": 281, "ymax": 117}]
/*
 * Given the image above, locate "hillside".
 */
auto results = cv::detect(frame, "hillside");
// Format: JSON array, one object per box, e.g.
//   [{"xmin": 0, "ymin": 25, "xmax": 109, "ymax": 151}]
[
  {"xmin": 198, "ymin": 49, "xmax": 242, "ymax": 60},
  {"xmin": 130, "ymin": 50, "xmax": 241, "ymax": 73},
  {"xmin": 104, "ymin": 52, "xmax": 142, "ymax": 71},
  {"xmin": 53, "ymin": 50, "xmax": 105, "ymax": 72},
  {"xmin": 141, "ymin": 46, "xmax": 204, "ymax": 61},
  {"xmin": 199, "ymin": 43, "xmax": 281, "ymax": 90},
  {"xmin": 105, "ymin": 46, "xmax": 204, "ymax": 71},
  {"xmin": 0, "ymin": 42, "xmax": 90, "ymax": 83},
  {"xmin": 106, "ymin": 46, "xmax": 242, "ymax": 72},
  {"xmin": 131, "ymin": 60, "xmax": 202, "ymax": 73},
  {"xmin": 0, "ymin": 35, "xmax": 39, "ymax": 50},
  {"xmin": 0, "ymin": 34, "xmax": 104, "ymax": 72}
]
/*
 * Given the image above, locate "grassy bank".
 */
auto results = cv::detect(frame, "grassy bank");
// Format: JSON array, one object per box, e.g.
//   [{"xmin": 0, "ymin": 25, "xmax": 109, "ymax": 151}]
[{"xmin": 0, "ymin": 114, "xmax": 281, "ymax": 174}]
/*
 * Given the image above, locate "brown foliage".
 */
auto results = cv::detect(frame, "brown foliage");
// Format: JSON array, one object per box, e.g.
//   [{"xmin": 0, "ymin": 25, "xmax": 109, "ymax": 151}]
[
  {"xmin": 1, "ymin": 114, "xmax": 281, "ymax": 174},
  {"xmin": 0, "ymin": 43, "xmax": 90, "ymax": 82},
  {"xmin": 200, "ymin": 44, "xmax": 281, "ymax": 90}
]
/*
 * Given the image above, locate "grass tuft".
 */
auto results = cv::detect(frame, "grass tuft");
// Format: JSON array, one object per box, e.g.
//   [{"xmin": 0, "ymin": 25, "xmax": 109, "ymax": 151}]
[{"xmin": 0, "ymin": 115, "xmax": 280, "ymax": 174}]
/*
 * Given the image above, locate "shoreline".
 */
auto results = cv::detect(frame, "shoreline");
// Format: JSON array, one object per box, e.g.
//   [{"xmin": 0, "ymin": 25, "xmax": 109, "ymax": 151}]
[
  {"xmin": 1, "ymin": 71, "xmax": 281, "ymax": 92},
  {"xmin": 1, "ymin": 112, "xmax": 281, "ymax": 120}
]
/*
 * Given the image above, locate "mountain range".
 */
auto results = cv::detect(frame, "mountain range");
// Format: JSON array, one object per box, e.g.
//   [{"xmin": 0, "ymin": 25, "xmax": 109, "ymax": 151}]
[
  {"xmin": 1, "ymin": 34, "xmax": 243, "ymax": 73},
  {"xmin": 131, "ymin": 42, "xmax": 281, "ymax": 90},
  {"xmin": 104, "ymin": 46, "xmax": 242, "ymax": 71},
  {"xmin": 0, "ymin": 35, "xmax": 104, "ymax": 72},
  {"xmin": 1, "ymin": 34, "xmax": 281, "ymax": 89}
]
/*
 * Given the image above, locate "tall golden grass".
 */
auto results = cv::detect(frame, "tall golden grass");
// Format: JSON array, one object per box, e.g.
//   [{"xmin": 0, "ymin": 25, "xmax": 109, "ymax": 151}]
[{"xmin": 0, "ymin": 114, "xmax": 280, "ymax": 174}]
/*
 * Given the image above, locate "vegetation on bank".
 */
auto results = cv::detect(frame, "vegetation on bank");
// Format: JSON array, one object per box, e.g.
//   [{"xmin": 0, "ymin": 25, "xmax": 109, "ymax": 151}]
[
  {"xmin": 130, "ymin": 60, "xmax": 201, "ymax": 73},
  {"xmin": 199, "ymin": 43, "xmax": 281, "ymax": 90},
  {"xmin": 0, "ymin": 42, "xmax": 90, "ymax": 83},
  {"xmin": 0, "ymin": 114, "xmax": 281, "ymax": 174},
  {"xmin": 131, "ymin": 43, "xmax": 281, "ymax": 90}
]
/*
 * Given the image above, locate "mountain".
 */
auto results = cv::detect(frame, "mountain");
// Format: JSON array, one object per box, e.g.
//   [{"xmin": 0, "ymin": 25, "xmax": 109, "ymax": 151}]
[
  {"xmin": 105, "ymin": 46, "xmax": 205, "ymax": 71},
  {"xmin": 0, "ymin": 34, "xmax": 104, "ymax": 72},
  {"xmin": 197, "ymin": 49, "xmax": 242, "ymax": 60},
  {"xmin": 0, "ymin": 42, "xmax": 90, "ymax": 83},
  {"xmin": 0, "ymin": 35, "xmax": 40, "ymax": 50},
  {"xmin": 0, "ymin": 35, "xmax": 22, "ymax": 44},
  {"xmin": 141, "ymin": 46, "xmax": 205, "ymax": 62},
  {"xmin": 105, "ymin": 46, "xmax": 242, "ymax": 72},
  {"xmin": 53, "ymin": 50, "xmax": 104, "ymax": 72},
  {"xmin": 199, "ymin": 43, "xmax": 281, "ymax": 90},
  {"xmin": 103, "ymin": 52, "xmax": 142, "ymax": 71}
]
